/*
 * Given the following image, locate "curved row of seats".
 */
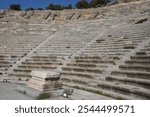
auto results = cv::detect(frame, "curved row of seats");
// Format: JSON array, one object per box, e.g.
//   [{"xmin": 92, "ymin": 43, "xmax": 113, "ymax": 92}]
[{"xmin": 61, "ymin": 20, "xmax": 150, "ymax": 99}]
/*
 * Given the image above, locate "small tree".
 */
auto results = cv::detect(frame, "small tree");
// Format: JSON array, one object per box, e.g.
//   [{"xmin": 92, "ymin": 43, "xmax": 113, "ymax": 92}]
[
  {"xmin": 26, "ymin": 7, "xmax": 35, "ymax": 11},
  {"xmin": 90, "ymin": 0, "xmax": 110, "ymax": 8},
  {"xmin": 9, "ymin": 4, "xmax": 21, "ymax": 11},
  {"xmin": 46, "ymin": 3, "xmax": 74, "ymax": 10},
  {"xmin": 65, "ymin": 4, "xmax": 72, "ymax": 9},
  {"xmin": 37, "ymin": 8, "xmax": 43, "ymax": 10},
  {"xmin": 76, "ymin": 0, "xmax": 89, "ymax": 9},
  {"xmin": 46, "ymin": 4, "xmax": 64, "ymax": 10},
  {"xmin": 54, "ymin": 4, "xmax": 63, "ymax": 10}
]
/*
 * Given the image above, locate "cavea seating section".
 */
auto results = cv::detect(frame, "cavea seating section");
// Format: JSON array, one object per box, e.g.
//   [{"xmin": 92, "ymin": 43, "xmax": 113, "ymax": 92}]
[{"xmin": 0, "ymin": 0, "xmax": 150, "ymax": 99}]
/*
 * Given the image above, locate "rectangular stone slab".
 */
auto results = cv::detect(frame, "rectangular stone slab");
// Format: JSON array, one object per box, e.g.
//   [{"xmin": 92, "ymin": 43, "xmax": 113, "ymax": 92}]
[{"xmin": 30, "ymin": 71, "xmax": 60, "ymax": 79}]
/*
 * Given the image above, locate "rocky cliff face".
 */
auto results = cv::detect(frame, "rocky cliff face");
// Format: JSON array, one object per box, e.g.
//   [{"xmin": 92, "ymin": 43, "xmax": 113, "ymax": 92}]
[{"xmin": 0, "ymin": 0, "xmax": 149, "ymax": 25}]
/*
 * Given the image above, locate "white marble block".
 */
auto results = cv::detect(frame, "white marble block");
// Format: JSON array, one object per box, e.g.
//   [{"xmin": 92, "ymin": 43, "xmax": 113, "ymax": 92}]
[{"xmin": 27, "ymin": 71, "xmax": 62, "ymax": 92}]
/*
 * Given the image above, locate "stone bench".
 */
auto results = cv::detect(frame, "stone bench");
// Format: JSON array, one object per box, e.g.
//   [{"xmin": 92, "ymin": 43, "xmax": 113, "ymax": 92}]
[
  {"xmin": 25, "ymin": 59, "xmax": 61, "ymax": 63},
  {"xmin": 119, "ymin": 65, "xmax": 150, "ymax": 72},
  {"xmin": 105, "ymin": 75, "xmax": 150, "ymax": 89},
  {"xmin": 61, "ymin": 71, "xmax": 94, "ymax": 80},
  {"xmin": 75, "ymin": 59, "xmax": 115, "ymax": 65},
  {"xmin": 111, "ymin": 70, "xmax": 150, "ymax": 79},
  {"xmin": 125, "ymin": 60, "xmax": 150, "ymax": 65},
  {"xmin": 130, "ymin": 56, "xmax": 150, "ymax": 60},
  {"xmin": 96, "ymin": 80, "xmax": 150, "ymax": 99},
  {"xmin": 62, "ymin": 67, "xmax": 103, "ymax": 74},
  {"xmin": 9, "ymin": 72, "xmax": 31, "ymax": 78},
  {"xmin": 18, "ymin": 64, "xmax": 57, "ymax": 69},
  {"xmin": 22, "ymin": 61, "xmax": 62, "ymax": 65},
  {"xmin": 66, "ymin": 63, "xmax": 97, "ymax": 68}
]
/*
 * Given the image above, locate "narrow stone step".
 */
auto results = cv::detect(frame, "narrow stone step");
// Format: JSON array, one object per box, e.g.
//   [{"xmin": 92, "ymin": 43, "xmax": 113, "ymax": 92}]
[
  {"xmin": 0, "ymin": 52, "xmax": 25, "ymax": 54},
  {"xmin": 0, "ymin": 58, "xmax": 17, "ymax": 61},
  {"xmin": 136, "ymin": 52, "xmax": 147, "ymax": 55},
  {"xmin": 61, "ymin": 76, "xmax": 91, "ymax": 86},
  {"xmin": 0, "ymin": 50, "xmax": 28, "ymax": 53},
  {"xmin": 75, "ymin": 59, "xmax": 115, "ymax": 65},
  {"xmin": 61, "ymin": 71, "xmax": 95, "ymax": 80},
  {"xmin": 35, "ymin": 53, "xmax": 72, "ymax": 56},
  {"xmin": 125, "ymin": 60, "xmax": 150, "ymax": 66},
  {"xmin": 119, "ymin": 65, "xmax": 150, "ymax": 72},
  {"xmin": 0, "ymin": 55, "xmax": 20, "ymax": 58},
  {"xmin": 131, "ymin": 56, "xmax": 150, "ymax": 60},
  {"xmin": 111, "ymin": 70, "xmax": 150, "ymax": 80},
  {"xmin": 12, "ymin": 67, "xmax": 52, "ymax": 71},
  {"xmin": 62, "ymin": 67, "xmax": 103, "ymax": 74},
  {"xmin": 0, "ymin": 68, "xmax": 8, "ymax": 71},
  {"xmin": 0, "ymin": 55, "xmax": 18, "ymax": 58},
  {"xmin": 66, "ymin": 63, "xmax": 97, "ymax": 68},
  {"xmin": 97, "ymin": 81, "xmax": 150, "ymax": 99},
  {"xmin": 123, "ymin": 46, "xmax": 135, "ymax": 49},
  {"xmin": 13, "ymin": 69, "xmax": 31, "ymax": 73},
  {"xmin": 75, "ymin": 56, "xmax": 101, "ymax": 59},
  {"xmin": 84, "ymin": 50, "xmax": 131, "ymax": 53},
  {"xmin": 22, "ymin": 61, "xmax": 62, "ymax": 65},
  {"xmin": 141, "ymin": 48, "xmax": 150, "ymax": 51},
  {"xmin": 18, "ymin": 64, "xmax": 57, "ymax": 69},
  {"xmin": 0, "ymin": 61, "xmax": 13, "ymax": 64},
  {"xmin": 25, "ymin": 59, "xmax": 61, "ymax": 62},
  {"xmin": 125, "ymin": 60, "xmax": 150, "ymax": 65},
  {"xmin": 31, "ymin": 56, "xmax": 58, "ymax": 59},
  {"xmin": 105, "ymin": 75, "xmax": 150, "ymax": 89},
  {"xmin": 0, "ymin": 64, "xmax": 11, "ymax": 67},
  {"xmin": 9, "ymin": 72, "xmax": 31, "ymax": 78}
]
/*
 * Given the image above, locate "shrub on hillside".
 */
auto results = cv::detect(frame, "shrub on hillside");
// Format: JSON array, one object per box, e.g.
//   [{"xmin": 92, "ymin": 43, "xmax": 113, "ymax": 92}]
[
  {"xmin": 9, "ymin": 4, "xmax": 21, "ymax": 11},
  {"xmin": 46, "ymin": 4, "xmax": 72, "ymax": 10},
  {"xmin": 26, "ymin": 7, "xmax": 35, "ymax": 11},
  {"xmin": 76, "ymin": 0, "xmax": 90, "ymax": 9},
  {"xmin": 37, "ymin": 8, "xmax": 44, "ymax": 10},
  {"xmin": 90, "ymin": 0, "xmax": 110, "ymax": 8},
  {"xmin": 75, "ymin": 0, "xmax": 110, "ymax": 9},
  {"xmin": 46, "ymin": 4, "xmax": 63, "ymax": 10}
]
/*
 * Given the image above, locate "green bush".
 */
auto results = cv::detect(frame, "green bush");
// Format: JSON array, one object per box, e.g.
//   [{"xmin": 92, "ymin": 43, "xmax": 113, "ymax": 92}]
[
  {"xmin": 46, "ymin": 4, "xmax": 72, "ymax": 10},
  {"xmin": 89, "ymin": 0, "xmax": 109, "ymax": 8},
  {"xmin": 26, "ymin": 7, "xmax": 35, "ymax": 11},
  {"xmin": 9, "ymin": 4, "xmax": 21, "ymax": 11},
  {"xmin": 37, "ymin": 8, "xmax": 44, "ymax": 10},
  {"xmin": 36, "ymin": 93, "xmax": 51, "ymax": 100},
  {"xmin": 76, "ymin": 0, "xmax": 89, "ymax": 9},
  {"xmin": 46, "ymin": 4, "xmax": 63, "ymax": 10},
  {"xmin": 75, "ymin": 0, "xmax": 110, "ymax": 9}
]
